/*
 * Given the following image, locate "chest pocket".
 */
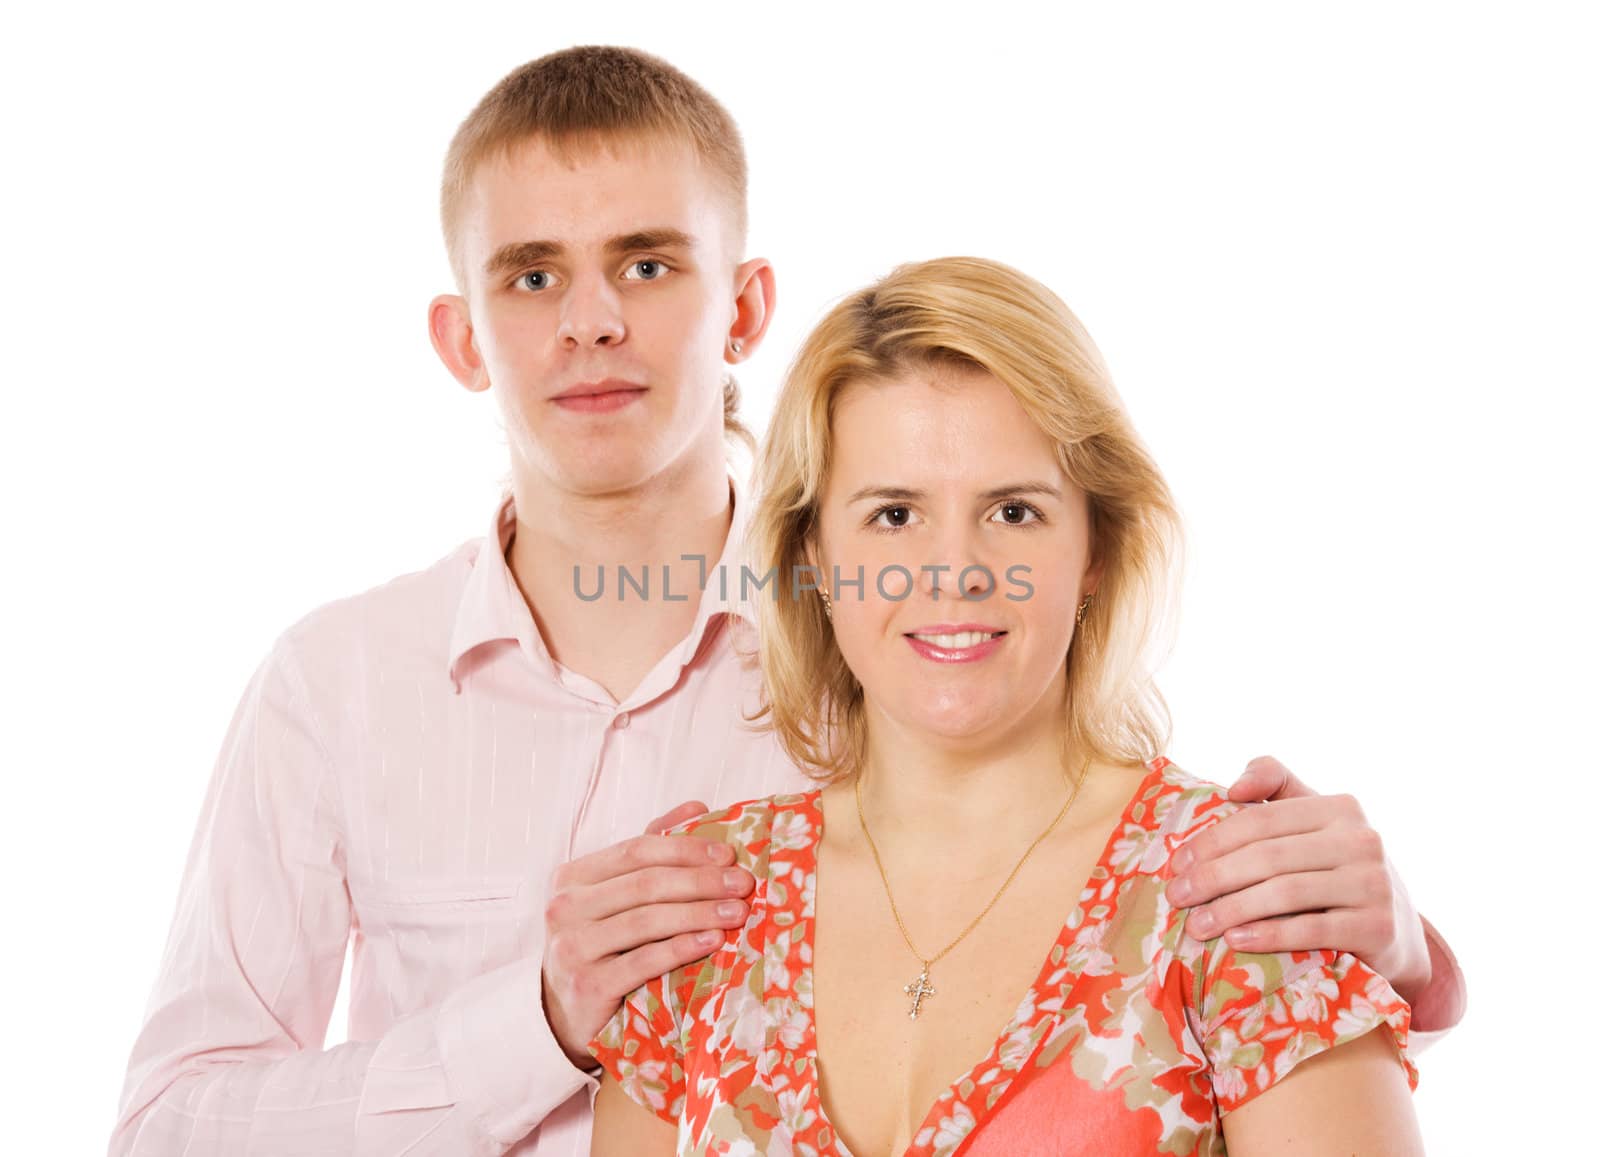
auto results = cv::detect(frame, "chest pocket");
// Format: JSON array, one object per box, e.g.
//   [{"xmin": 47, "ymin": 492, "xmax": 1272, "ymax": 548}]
[
  {"xmin": 356, "ymin": 876, "xmax": 527, "ymax": 933},
  {"xmin": 352, "ymin": 876, "xmax": 530, "ymax": 1014}
]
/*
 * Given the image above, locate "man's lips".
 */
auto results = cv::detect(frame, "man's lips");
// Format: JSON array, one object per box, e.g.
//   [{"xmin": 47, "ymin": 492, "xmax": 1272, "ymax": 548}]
[
  {"xmin": 550, "ymin": 379, "xmax": 648, "ymax": 412},
  {"xmin": 550, "ymin": 378, "xmax": 647, "ymax": 400}
]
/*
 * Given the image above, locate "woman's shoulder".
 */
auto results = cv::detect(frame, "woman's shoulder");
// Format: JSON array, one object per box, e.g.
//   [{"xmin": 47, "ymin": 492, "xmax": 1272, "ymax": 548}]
[
  {"xmin": 664, "ymin": 790, "xmax": 824, "ymax": 873},
  {"xmin": 1134, "ymin": 757, "xmax": 1255, "ymax": 847}
]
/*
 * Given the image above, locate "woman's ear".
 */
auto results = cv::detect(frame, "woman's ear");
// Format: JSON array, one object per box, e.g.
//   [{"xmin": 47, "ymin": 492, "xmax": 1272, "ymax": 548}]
[{"xmin": 1082, "ymin": 556, "xmax": 1105, "ymax": 600}]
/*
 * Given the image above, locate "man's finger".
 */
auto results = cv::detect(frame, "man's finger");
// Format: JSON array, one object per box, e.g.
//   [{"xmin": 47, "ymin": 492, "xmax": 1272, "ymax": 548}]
[
  {"xmin": 574, "ymin": 862, "xmax": 755, "ymax": 924},
  {"xmin": 1172, "ymin": 797, "xmax": 1333, "ymax": 872},
  {"xmin": 1182, "ymin": 867, "xmax": 1350, "ymax": 939},
  {"xmin": 1216, "ymin": 911, "xmax": 1374, "ymax": 960},
  {"xmin": 558, "ymin": 832, "xmax": 733, "ymax": 890},
  {"xmin": 600, "ymin": 930, "xmax": 730, "ymax": 1003},
  {"xmin": 644, "ymin": 799, "xmax": 711, "ymax": 836},
  {"xmin": 1226, "ymin": 755, "xmax": 1317, "ymax": 804},
  {"xmin": 1170, "ymin": 829, "xmax": 1349, "ymax": 907},
  {"xmin": 585, "ymin": 897, "xmax": 750, "ymax": 959}
]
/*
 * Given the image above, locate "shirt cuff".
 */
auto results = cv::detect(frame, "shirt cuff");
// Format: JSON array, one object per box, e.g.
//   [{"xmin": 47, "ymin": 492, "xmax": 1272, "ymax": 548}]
[
  {"xmin": 1406, "ymin": 914, "xmax": 1468, "ymax": 1048},
  {"xmin": 436, "ymin": 959, "xmax": 599, "ymax": 1148}
]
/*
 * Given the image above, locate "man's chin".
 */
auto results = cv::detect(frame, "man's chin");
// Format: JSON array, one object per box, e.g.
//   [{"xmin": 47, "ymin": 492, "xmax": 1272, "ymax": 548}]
[{"xmin": 530, "ymin": 447, "xmax": 665, "ymax": 498}]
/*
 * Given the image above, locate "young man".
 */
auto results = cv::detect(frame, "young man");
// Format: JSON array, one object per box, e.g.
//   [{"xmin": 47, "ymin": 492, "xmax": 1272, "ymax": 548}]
[{"xmin": 111, "ymin": 46, "xmax": 1464, "ymax": 1157}]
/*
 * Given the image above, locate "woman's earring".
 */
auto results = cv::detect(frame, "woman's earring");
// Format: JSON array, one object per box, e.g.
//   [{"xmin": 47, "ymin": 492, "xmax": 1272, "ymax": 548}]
[
  {"xmin": 1075, "ymin": 593, "xmax": 1093, "ymax": 627},
  {"xmin": 820, "ymin": 587, "xmax": 833, "ymax": 621},
  {"xmin": 730, "ymin": 339, "xmax": 743, "ymax": 355}
]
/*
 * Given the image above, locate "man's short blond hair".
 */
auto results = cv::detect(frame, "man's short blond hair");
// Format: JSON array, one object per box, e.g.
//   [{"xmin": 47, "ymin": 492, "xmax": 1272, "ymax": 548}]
[
  {"xmin": 440, "ymin": 45, "xmax": 753, "ymax": 449},
  {"xmin": 441, "ymin": 45, "xmax": 749, "ymax": 289}
]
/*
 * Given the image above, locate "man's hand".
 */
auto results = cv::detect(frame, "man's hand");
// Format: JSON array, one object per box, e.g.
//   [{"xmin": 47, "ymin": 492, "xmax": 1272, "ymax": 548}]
[
  {"xmin": 1167, "ymin": 756, "xmax": 1433, "ymax": 1004},
  {"xmin": 541, "ymin": 800, "xmax": 755, "ymax": 1069}
]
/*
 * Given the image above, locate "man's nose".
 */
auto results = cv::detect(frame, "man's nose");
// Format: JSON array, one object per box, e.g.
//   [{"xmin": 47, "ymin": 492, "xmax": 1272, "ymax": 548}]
[{"xmin": 556, "ymin": 273, "xmax": 626, "ymax": 348}]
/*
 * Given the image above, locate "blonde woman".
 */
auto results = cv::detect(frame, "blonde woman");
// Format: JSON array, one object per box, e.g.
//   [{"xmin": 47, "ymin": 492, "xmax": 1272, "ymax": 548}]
[{"xmin": 588, "ymin": 257, "xmax": 1422, "ymax": 1155}]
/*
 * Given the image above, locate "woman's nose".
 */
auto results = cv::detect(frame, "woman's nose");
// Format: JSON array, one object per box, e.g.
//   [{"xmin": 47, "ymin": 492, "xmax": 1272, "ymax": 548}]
[{"xmin": 915, "ymin": 532, "xmax": 995, "ymax": 602}]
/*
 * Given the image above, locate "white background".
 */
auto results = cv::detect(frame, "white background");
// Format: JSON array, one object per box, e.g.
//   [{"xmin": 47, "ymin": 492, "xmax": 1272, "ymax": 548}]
[{"xmin": 4, "ymin": 2, "xmax": 1595, "ymax": 1152}]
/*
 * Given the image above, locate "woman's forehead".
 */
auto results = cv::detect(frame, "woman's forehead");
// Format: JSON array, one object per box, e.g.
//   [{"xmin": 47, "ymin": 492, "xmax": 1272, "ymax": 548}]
[{"xmin": 827, "ymin": 371, "xmax": 1069, "ymax": 490}]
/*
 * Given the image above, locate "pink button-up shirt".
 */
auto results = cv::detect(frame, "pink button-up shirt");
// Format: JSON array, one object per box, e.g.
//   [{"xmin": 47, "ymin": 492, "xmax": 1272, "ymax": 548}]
[
  {"xmin": 112, "ymin": 457, "xmax": 1463, "ymax": 1156},
  {"xmin": 111, "ymin": 460, "xmax": 813, "ymax": 1156}
]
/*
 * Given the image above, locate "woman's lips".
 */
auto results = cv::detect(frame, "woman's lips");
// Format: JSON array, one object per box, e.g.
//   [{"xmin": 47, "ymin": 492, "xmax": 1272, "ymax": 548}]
[{"xmin": 904, "ymin": 630, "xmax": 1007, "ymax": 664}]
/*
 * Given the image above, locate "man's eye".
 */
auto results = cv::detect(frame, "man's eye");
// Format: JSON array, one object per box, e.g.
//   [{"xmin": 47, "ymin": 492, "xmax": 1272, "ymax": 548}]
[
  {"xmin": 517, "ymin": 270, "xmax": 552, "ymax": 291},
  {"xmin": 623, "ymin": 259, "xmax": 668, "ymax": 281}
]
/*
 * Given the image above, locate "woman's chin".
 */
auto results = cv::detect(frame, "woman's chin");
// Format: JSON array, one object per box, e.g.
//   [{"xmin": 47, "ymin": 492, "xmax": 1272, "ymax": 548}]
[{"xmin": 891, "ymin": 701, "xmax": 1018, "ymax": 747}]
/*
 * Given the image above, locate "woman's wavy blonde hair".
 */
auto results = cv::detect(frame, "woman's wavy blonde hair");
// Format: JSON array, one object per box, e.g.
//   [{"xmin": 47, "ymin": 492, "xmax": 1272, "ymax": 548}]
[{"xmin": 746, "ymin": 256, "xmax": 1184, "ymax": 784}]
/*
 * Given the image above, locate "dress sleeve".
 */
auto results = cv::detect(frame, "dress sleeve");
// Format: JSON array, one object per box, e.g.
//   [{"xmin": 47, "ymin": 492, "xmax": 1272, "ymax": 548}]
[
  {"xmin": 587, "ymin": 961, "xmax": 698, "ymax": 1126},
  {"xmin": 585, "ymin": 802, "xmax": 766, "ymax": 1127},
  {"xmin": 1180, "ymin": 938, "xmax": 1419, "ymax": 1115}
]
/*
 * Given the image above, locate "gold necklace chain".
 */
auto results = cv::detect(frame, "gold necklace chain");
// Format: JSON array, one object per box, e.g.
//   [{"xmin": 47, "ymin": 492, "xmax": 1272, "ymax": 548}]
[{"xmin": 854, "ymin": 756, "xmax": 1091, "ymax": 1020}]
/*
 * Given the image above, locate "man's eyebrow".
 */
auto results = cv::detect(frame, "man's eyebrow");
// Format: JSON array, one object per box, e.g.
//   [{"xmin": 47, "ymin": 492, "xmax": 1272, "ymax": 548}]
[
  {"xmin": 484, "ymin": 240, "xmax": 563, "ymax": 278},
  {"xmin": 846, "ymin": 482, "xmax": 1064, "ymax": 504},
  {"xmin": 483, "ymin": 229, "xmax": 698, "ymax": 279},
  {"xmin": 605, "ymin": 228, "xmax": 696, "ymax": 255}
]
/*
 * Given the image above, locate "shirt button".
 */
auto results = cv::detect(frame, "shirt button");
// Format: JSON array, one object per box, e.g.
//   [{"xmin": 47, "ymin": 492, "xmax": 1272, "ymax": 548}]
[{"xmin": 614, "ymin": 711, "xmax": 631, "ymax": 729}]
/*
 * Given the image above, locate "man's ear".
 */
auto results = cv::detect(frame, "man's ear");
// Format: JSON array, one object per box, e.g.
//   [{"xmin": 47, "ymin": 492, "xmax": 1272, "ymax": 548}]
[
  {"xmin": 725, "ymin": 257, "xmax": 776, "ymax": 365},
  {"xmin": 429, "ymin": 293, "xmax": 490, "ymax": 393}
]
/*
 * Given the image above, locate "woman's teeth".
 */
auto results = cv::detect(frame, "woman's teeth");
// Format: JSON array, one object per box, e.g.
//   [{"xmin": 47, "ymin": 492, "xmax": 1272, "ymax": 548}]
[{"xmin": 910, "ymin": 631, "xmax": 1000, "ymax": 648}]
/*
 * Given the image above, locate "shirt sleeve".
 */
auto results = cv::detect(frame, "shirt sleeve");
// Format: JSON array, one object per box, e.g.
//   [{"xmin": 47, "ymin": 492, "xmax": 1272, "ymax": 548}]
[
  {"xmin": 109, "ymin": 631, "xmax": 591, "ymax": 1156},
  {"xmin": 1180, "ymin": 935, "xmax": 1420, "ymax": 1116},
  {"xmin": 1405, "ymin": 914, "xmax": 1468, "ymax": 1050}
]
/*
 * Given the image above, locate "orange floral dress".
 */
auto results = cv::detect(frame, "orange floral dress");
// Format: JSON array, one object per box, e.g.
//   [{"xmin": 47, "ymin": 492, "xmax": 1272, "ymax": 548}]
[{"xmin": 588, "ymin": 758, "xmax": 1418, "ymax": 1155}]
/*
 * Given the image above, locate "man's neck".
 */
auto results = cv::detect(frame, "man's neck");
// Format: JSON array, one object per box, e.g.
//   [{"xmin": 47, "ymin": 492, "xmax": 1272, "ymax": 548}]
[{"xmin": 503, "ymin": 446, "xmax": 736, "ymax": 701}]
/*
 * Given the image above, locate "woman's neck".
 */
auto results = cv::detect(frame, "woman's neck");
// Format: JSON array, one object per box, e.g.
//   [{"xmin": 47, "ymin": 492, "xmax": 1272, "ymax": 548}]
[{"xmin": 849, "ymin": 698, "xmax": 1086, "ymax": 864}]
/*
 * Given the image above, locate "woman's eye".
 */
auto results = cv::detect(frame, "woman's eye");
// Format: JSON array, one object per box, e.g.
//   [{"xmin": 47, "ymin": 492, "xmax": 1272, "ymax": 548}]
[
  {"xmin": 993, "ymin": 502, "xmax": 1041, "ymax": 526},
  {"xmin": 517, "ymin": 270, "xmax": 553, "ymax": 291},
  {"xmin": 623, "ymin": 259, "xmax": 668, "ymax": 281},
  {"xmin": 870, "ymin": 505, "xmax": 915, "ymax": 530}
]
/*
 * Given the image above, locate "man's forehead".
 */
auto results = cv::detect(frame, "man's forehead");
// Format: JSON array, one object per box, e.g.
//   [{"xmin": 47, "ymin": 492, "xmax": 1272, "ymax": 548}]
[{"xmin": 466, "ymin": 132, "xmax": 714, "ymax": 238}]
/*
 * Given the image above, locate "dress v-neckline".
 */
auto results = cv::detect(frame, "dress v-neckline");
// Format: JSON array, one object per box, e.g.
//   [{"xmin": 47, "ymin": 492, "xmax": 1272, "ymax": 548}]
[{"xmin": 791, "ymin": 762, "xmax": 1168, "ymax": 1157}]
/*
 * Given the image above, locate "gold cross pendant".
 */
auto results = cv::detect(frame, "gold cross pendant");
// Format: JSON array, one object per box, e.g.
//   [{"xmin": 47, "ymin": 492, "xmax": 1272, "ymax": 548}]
[{"xmin": 904, "ymin": 966, "xmax": 936, "ymax": 1020}]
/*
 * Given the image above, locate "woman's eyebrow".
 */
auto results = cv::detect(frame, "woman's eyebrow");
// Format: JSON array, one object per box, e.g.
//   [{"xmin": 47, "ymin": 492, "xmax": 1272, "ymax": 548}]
[{"xmin": 978, "ymin": 481, "xmax": 1063, "ymax": 502}]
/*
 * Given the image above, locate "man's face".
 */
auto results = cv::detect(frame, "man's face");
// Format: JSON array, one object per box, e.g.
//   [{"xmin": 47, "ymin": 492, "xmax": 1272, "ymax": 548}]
[{"xmin": 450, "ymin": 134, "xmax": 747, "ymax": 496}]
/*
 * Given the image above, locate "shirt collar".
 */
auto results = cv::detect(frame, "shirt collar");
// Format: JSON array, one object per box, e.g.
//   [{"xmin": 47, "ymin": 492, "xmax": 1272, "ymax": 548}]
[{"xmin": 447, "ymin": 453, "xmax": 757, "ymax": 692}]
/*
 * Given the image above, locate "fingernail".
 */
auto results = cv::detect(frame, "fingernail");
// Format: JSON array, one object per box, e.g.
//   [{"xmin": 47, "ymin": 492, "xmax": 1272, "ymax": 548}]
[
  {"xmin": 717, "ymin": 901, "xmax": 743, "ymax": 919},
  {"xmin": 1172, "ymin": 848, "xmax": 1193, "ymax": 874},
  {"xmin": 698, "ymin": 930, "xmax": 722, "ymax": 947},
  {"xmin": 1227, "ymin": 927, "xmax": 1257, "ymax": 949},
  {"xmin": 724, "ymin": 870, "xmax": 747, "ymax": 892},
  {"xmin": 706, "ymin": 843, "xmax": 727, "ymax": 861},
  {"xmin": 1167, "ymin": 877, "xmax": 1192, "ymax": 905},
  {"xmin": 1188, "ymin": 908, "xmax": 1214, "ymax": 937}
]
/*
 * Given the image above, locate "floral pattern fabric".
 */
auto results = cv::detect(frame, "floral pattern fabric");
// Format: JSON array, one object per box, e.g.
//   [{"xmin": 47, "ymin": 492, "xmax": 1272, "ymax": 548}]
[{"xmin": 588, "ymin": 758, "xmax": 1417, "ymax": 1155}]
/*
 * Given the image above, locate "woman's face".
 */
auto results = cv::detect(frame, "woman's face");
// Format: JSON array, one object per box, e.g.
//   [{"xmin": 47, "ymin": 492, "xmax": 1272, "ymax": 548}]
[{"xmin": 810, "ymin": 362, "xmax": 1101, "ymax": 750}]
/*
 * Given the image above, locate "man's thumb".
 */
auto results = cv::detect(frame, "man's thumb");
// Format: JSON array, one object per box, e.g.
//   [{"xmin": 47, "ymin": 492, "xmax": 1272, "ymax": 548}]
[
  {"xmin": 644, "ymin": 799, "xmax": 712, "ymax": 836},
  {"xmin": 1227, "ymin": 755, "xmax": 1316, "ymax": 803}
]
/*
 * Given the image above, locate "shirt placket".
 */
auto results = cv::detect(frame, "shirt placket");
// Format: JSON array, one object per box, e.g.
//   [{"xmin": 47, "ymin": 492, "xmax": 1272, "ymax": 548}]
[{"xmin": 565, "ymin": 696, "xmax": 638, "ymax": 863}]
